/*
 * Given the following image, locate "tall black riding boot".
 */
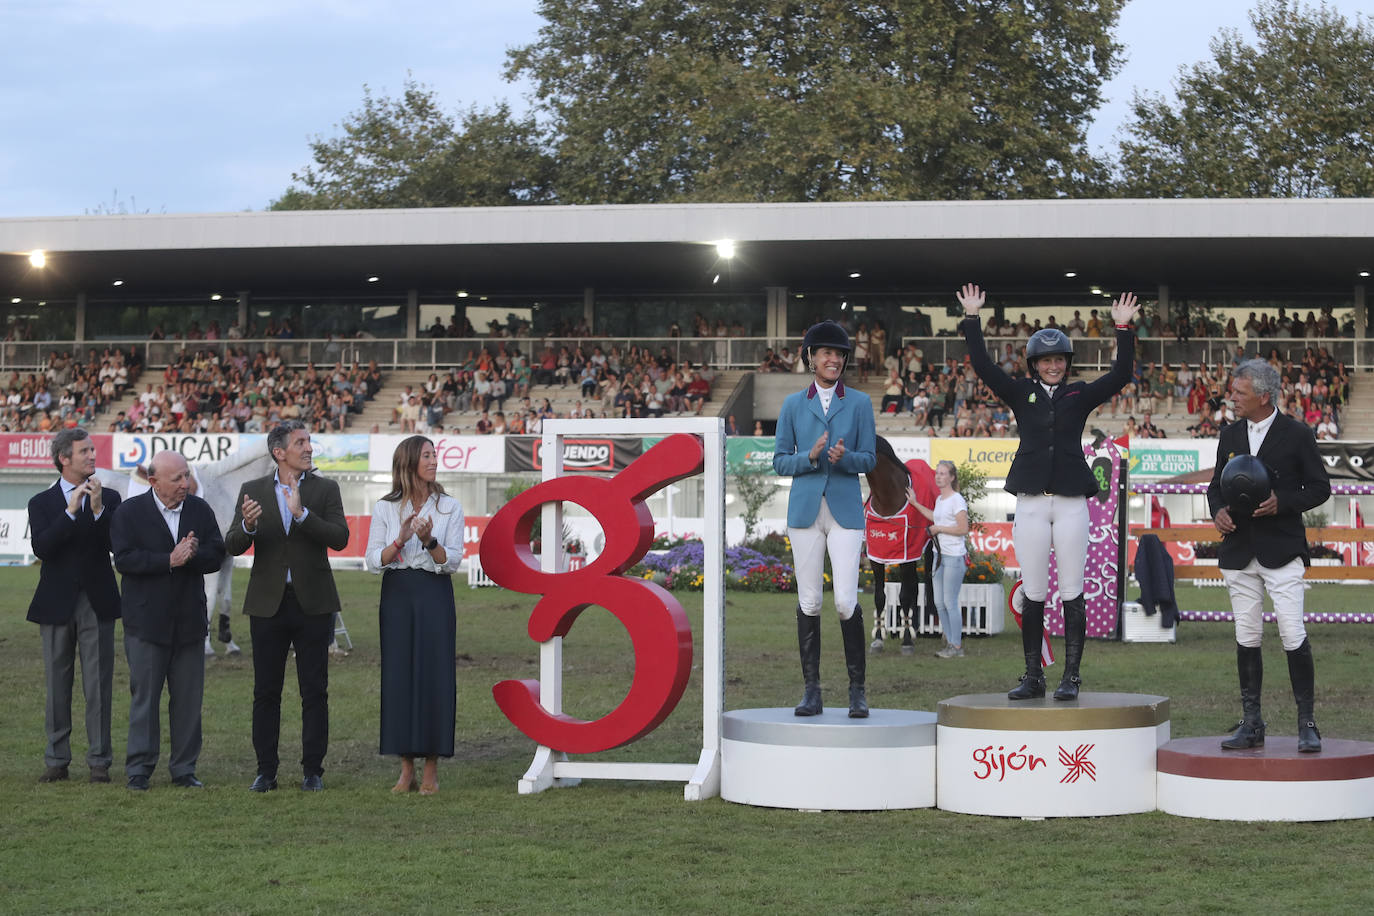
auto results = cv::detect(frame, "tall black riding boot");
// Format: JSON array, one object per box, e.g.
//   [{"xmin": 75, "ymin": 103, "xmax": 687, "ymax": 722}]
[
  {"xmin": 840, "ymin": 607, "xmax": 869, "ymax": 718},
  {"xmin": 1221, "ymin": 644, "xmax": 1266, "ymax": 749},
  {"xmin": 793, "ymin": 607, "xmax": 823, "ymax": 716},
  {"xmin": 1053, "ymin": 596, "xmax": 1086, "ymax": 701},
  {"xmin": 1008, "ymin": 598, "xmax": 1046, "ymax": 700},
  {"xmin": 1286, "ymin": 637, "xmax": 1321, "ymax": 753}
]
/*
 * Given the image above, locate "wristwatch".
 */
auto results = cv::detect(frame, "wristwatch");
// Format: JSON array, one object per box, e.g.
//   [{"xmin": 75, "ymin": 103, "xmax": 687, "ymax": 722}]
[{"xmin": 425, "ymin": 537, "xmax": 439, "ymax": 551}]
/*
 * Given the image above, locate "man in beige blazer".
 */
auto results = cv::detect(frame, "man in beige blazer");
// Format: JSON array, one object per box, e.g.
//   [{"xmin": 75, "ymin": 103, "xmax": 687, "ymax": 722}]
[{"xmin": 226, "ymin": 420, "xmax": 349, "ymax": 791}]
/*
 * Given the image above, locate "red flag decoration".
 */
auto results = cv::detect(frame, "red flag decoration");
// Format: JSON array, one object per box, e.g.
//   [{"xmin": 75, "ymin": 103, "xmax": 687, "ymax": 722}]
[
  {"xmin": 1008, "ymin": 580, "xmax": 1055, "ymax": 668},
  {"xmin": 1151, "ymin": 495, "xmax": 1171, "ymax": 529}
]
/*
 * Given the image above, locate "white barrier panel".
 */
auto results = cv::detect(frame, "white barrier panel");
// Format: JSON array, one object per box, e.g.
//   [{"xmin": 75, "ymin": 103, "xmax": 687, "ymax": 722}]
[{"xmin": 936, "ymin": 693, "xmax": 1169, "ymax": 818}]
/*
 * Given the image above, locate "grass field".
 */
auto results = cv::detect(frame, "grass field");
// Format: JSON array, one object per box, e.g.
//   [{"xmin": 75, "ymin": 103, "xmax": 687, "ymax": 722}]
[{"xmin": 3, "ymin": 568, "xmax": 1374, "ymax": 914}]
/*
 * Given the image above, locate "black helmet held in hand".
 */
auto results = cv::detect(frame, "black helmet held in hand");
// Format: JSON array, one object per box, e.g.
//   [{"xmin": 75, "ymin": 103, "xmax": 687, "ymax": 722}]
[
  {"xmin": 801, "ymin": 320, "xmax": 852, "ymax": 370},
  {"xmin": 1220, "ymin": 454, "xmax": 1272, "ymax": 518},
  {"xmin": 1025, "ymin": 328, "xmax": 1074, "ymax": 378}
]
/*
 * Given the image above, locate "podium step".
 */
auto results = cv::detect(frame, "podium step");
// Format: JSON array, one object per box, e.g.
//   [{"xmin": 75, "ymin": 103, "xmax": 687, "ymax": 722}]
[{"xmin": 1157, "ymin": 736, "xmax": 1374, "ymax": 821}]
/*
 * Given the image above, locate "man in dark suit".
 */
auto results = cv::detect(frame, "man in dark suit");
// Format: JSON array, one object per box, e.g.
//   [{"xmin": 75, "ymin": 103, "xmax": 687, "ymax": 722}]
[
  {"xmin": 1208, "ymin": 359, "xmax": 1330, "ymax": 754},
  {"xmin": 27, "ymin": 428, "xmax": 122, "ymax": 783},
  {"xmin": 110, "ymin": 451, "xmax": 226, "ymax": 790},
  {"xmin": 226, "ymin": 420, "xmax": 349, "ymax": 791}
]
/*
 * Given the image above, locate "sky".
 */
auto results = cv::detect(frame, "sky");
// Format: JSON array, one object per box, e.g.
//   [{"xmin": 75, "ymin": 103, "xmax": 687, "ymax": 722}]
[{"xmin": 3, "ymin": 0, "xmax": 1373, "ymax": 218}]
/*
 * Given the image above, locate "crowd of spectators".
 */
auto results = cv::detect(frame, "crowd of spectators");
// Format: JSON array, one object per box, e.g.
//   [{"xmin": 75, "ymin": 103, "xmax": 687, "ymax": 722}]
[
  {"xmin": 109, "ymin": 348, "xmax": 381, "ymax": 435},
  {"xmin": 389, "ymin": 342, "xmax": 714, "ymax": 435},
  {"xmin": 870, "ymin": 332, "xmax": 1350, "ymax": 442},
  {"xmin": 0, "ymin": 348, "xmax": 140, "ymax": 433}
]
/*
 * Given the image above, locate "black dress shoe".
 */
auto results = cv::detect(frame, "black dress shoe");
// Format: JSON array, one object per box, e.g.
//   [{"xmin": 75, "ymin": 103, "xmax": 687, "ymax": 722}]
[
  {"xmin": 249, "ymin": 774, "xmax": 278, "ymax": 792},
  {"xmin": 301, "ymin": 774, "xmax": 324, "ymax": 791},
  {"xmin": 38, "ymin": 764, "xmax": 70, "ymax": 783},
  {"xmin": 127, "ymin": 774, "xmax": 150, "ymax": 791},
  {"xmin": 172, "ymin": 774, "xmax": 204, "ymax": 788},
  {"xmin": 89, "ymin": 765, "xmax": 111, "ymax": 784}
]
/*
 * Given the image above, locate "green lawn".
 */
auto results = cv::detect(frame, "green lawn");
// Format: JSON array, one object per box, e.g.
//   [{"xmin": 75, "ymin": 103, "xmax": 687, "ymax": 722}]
[{"xmin": 3, "ymin": 569, "xmax": 1374, "ymax": 914}]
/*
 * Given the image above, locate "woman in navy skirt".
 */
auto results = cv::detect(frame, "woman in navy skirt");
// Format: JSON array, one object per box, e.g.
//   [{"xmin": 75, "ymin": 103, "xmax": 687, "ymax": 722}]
[{"xmin": 365, "ymin": 435, "xmax": 464, "ymax": 795}]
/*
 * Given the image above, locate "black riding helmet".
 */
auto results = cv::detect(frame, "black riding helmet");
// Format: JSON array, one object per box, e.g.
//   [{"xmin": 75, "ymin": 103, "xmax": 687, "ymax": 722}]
[
  {"xmin": 1219, "ymin": 454, "xmax": 1272, "ymax": 519},
  {"xmin": 1025, "ymin": 328, "xmax": 1074, "ymax": 381},
  {"xmin": 801, "ymin": 320, "xmax": 852, "ymax": 371}
]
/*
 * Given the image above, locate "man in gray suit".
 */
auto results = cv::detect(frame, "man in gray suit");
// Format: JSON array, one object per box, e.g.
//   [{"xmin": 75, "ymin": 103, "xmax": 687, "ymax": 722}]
[
  {"xmin": 27, "ymin": 428, "xmax": 122, "ymax": 783},
  {"xmin": 110, "ymin": 451, "xmax": 225, "ymax": 790}
]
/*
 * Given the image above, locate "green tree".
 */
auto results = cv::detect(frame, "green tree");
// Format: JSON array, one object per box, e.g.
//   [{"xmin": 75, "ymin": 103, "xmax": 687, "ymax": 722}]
[
  {"xmin": 507, "ymin": 0, "xmax": 1125, "ymax": 203},
  {"xmin": 734, "ymin": 469, "xmax": 776, "ymax": 543},
  {"xmin": 1115, "ymin": 0, "xmax": 1374, "ymax": 198},
  {"xmin": 271, "ymin": 78, "xmax": 556, "ymax": 209}
]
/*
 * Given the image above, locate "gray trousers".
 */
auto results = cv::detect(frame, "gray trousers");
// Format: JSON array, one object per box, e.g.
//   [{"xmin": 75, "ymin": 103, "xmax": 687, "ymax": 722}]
[
  {"xmin": 40, "ymin": 592, "xmax": 114, "ymax": 769},
  {"xmin": 124, "ymin": 633, "xmax": 205, "ymax": 779}
]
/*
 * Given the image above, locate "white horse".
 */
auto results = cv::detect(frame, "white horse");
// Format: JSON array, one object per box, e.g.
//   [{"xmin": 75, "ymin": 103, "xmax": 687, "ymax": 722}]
[{"xmin": 97, "ymin": 438, "xmax": 273, "ymax": 657}]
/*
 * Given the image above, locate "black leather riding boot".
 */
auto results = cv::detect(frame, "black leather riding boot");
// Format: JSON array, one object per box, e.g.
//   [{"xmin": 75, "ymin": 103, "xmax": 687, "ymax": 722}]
[
  {"xmin": 1008, "ymin": 598, "xmax": 1046, "ymax": 699},
  {"xmin": 840, "ymin": 607, "xmax": 869, "ymax": 718},
  {"xmin": 1053, "ymin": 596, "xmax": 1086, "ymax": 701},
  {"xmin": 1286, "ymin": 637, "xmax": 1321, "ymax": 753},
  {"xmin": 1221, "ymin": 644, "xmax": 1266, "ymax": 749},
  {"xmin": 793, "ymin": 607, "xmax": 823, "ymax": 716}
]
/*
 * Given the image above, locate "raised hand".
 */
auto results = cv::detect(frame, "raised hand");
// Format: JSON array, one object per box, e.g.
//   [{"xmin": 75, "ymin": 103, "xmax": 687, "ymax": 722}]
[
  {"xmin": 281, "ymin": 478, "xmax": 303, "ymax": 521},
  {"xmin": 241, "ymin": 494, "xmax": 263, "ymax": 533},
  {"xmin": 1110, "ymin": 292, "xmax": 1140, "ymax": 327},
  {"xmin": 87, "ymin": 478, "xmax": 103, "ymax": 514},
  {"xmin": 956, "ymin": 283, "xmax": 986, "ymax": 317},
  {"xmin": 827, "ymin": 436, "xmax": 847, "ymax": 464},
  {"xmin": 397, "ymin": 510, "xmax": 420, "ymax": 545},
  {"xmin": 808, "ymin": 432, "xmax": 829, "ymax": 464},
  {"xmin": 170, "ymin": 532, "xmax": 198, "ymax": 568},
  {"xmin": 66, "ymin": 479, "xmax": 92, "ymax": 516}
]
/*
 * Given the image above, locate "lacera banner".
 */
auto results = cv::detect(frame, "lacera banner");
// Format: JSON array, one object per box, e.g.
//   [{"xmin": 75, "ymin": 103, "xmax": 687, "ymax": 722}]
[{"xmin": 504, "ymin": 436, "xmax": 644, "ymax": 474}]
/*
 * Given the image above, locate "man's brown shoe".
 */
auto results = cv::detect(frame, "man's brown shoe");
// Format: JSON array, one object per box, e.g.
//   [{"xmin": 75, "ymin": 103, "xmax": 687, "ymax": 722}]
[
  {"xmin": 38, "ymin": 765, "xmax": 69, "ymax": 783},
  {"xmin": 89, "ymin": 765, "xmax": 111, "ymax": 783}
]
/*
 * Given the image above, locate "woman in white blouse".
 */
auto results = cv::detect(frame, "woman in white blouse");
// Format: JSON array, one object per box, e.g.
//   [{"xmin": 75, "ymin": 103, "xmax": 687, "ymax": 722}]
[{"xmin": 365, "ymin": 436, "xmax": 465, "ymax": 796}]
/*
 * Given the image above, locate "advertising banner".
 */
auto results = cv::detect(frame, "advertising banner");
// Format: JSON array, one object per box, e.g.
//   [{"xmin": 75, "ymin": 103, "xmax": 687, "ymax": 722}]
[
  {"xmin": 112, "ymin": 433, "xmax": 244, "ymax": 469},
  {"xmin": 0, "ymin": 509, "xmax": 30, "ymax": 554},
  {"xmin": 725, "ymin": 437, "xmax": 775, "ymax": 473},
  {"xmin": 368, "ymin": 434, "xmax": 504, "ymax": 474},
  {"xmin": 931, "ymin": 439, "xmax": 1019, "ymax": 479},
  {"xmin": 1317, "ymin": 441, "xmax": 1374, "ymax": 481},
  {"xmin": 504, "ymin": 436, "xmax": 644, "ymax": 474},
  {"xmin": 1, "ymin": 433, "xmax": 114, "ymax": 470}
]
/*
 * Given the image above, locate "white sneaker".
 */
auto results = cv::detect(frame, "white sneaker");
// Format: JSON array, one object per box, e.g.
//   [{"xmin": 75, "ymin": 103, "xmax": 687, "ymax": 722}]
[{"xmin": 204, "ymin": 636, "xmax": 215, "ymax": 657}]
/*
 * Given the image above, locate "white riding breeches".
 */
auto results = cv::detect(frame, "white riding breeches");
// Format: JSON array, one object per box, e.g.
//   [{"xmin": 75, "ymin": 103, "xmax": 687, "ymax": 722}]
[
  {"xmin": 1012, "ymin": 493, "xmax": 1089, "ymax": 603},
  {"xmin": 1222, "ymin": 557, "xmax": 1308, "ymax": 650},
  {"xmin": 789, "ymin": 497, "xmax": 863, "ymax": 619}
]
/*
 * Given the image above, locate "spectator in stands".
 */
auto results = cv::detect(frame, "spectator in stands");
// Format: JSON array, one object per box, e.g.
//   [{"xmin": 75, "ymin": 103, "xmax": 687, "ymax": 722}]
[
  {"xmin": 685, "ymin": 371, "xmax": 711, "ymax": 414},
  {"xmin": 1316, "ymin": 406, "xmax": 1339, "ymax": 440},
  {"xmin": 1137, "ymin": 412, "xmax": 1166, "ymax": 438}
]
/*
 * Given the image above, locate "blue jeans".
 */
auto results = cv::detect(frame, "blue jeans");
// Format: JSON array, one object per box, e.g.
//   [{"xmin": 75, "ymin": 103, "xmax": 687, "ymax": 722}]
[{"xmin": 933, "ymin": 554, "xmax": 965, "ymax": 647}]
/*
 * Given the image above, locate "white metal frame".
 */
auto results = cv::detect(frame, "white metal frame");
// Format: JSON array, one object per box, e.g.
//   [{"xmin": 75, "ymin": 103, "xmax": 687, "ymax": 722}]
[{"xmin": 516, "ymin": 418, "xmax": 726, "ymax": 801}]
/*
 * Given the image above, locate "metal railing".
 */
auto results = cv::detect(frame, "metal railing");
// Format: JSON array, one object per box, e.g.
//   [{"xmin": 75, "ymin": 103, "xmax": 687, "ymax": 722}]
[
  {"xmin": 1, "ymin": 334, "xmax": 1365, "ymax": 374},
  {"xmin": 898, "ymin": 335, "xmax": 1363, "ymax": 374}
]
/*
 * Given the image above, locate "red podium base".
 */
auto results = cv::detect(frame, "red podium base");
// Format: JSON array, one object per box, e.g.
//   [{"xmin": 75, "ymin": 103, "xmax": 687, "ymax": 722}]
[{"xmin": 1157, "ymin": 736, "xmax": 1374, "ymax": 821}]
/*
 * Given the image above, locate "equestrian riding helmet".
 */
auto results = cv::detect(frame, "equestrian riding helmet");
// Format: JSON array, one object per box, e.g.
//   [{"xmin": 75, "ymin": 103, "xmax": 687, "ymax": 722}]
[
  {"xmin": 801, "ymin": 320, "xmax": 852, "ymax": 370},
  {"xmin": 1025, "ymin": 328, "xmax": 1074, "ymax": 379},
  {"xmin": 1219, "ymin": 454, "xmax": 1272, "ymax": 518}
]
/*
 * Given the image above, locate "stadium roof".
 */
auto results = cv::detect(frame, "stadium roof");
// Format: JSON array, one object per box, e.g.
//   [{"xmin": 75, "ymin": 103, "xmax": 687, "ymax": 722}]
[{"xmin": 2, "ymin": 198, "xmax": 1371, "ymax": 300}]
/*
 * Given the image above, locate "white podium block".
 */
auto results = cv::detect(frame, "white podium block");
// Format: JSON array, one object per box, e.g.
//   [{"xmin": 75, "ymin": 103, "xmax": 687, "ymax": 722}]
[
  {"xmin": 721, "ymin": 708, "xmax": 937, "ymax": 810},
  {"xmin": 1157, "ymin": 737, "xmax": 1374, "ymax": 822},
  {"xmin": 937, "ymin": 692, "xmax": 1170, "ymax": 818}
]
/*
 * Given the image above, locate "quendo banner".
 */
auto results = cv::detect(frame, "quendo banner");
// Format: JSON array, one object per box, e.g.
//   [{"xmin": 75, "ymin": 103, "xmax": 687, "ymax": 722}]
[{"xmin": 504, "ymin": 435, "xmax": 644, "ymax": 474}]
